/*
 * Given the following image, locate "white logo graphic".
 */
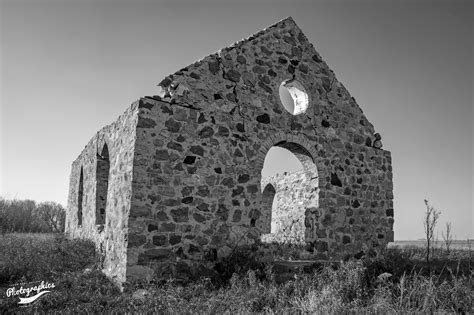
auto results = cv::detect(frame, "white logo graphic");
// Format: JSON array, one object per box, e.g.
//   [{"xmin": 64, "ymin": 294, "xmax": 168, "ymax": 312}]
[{"xmin": 6, "ymin": 281, "xmax": 55, "ymax": 305}]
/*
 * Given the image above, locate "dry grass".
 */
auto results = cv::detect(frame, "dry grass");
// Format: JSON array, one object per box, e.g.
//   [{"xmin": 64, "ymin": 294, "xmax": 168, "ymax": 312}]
[
  {"xmin": 390, "ymin": 239, "xmax": 474, "ymax": 251},
  {"xmin": 0, "ymin": 234, "xmax": 472, "ymax": 314},
  {"xmin": 0, "ymin": 233, "xmax": 97, "ymax": 284},
  {"xmin": 1, "ymin": 232, "xmax": 57, "ymax": 241}
]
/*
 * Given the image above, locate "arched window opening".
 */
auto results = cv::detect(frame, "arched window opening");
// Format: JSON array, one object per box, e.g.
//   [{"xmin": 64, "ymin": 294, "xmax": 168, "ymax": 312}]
[
  {"xmin": 260, "ymin": 141, "xmax": 318, "ymax": 244},
  {"xmin": 96, "ymin": 143, "xmax": 110, "ymax": 230},
  {"xmin": 278, "ymin": 79, "xmax": 309, "ymax": 115},
  {"xmin": 261, "ymin": 184, "xmax": 276, "ymax": 233},
  {"xmin": 77, "ymin": 167, "xmax": 84, "ymax": 226}
]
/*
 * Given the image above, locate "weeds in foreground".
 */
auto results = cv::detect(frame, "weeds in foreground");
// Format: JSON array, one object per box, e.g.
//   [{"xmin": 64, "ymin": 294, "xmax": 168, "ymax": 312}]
[
  {"xmin": 0, "ymin": 233, "xmax": 97, "ymax": 284},
  {"xmin": 0, "ymin": 234, "xmax": 472, "ymax": 313}
]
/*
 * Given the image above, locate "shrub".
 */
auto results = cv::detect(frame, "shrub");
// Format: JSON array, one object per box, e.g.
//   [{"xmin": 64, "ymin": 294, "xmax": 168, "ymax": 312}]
[{"xmin": 213, "ymin": 244, "xmax": 266, "ymax": 284}]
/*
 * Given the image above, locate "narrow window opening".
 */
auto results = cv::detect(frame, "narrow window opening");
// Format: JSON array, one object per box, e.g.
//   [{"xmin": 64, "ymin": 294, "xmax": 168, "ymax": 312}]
[
  {"xmin": 262, "ymin": 184, "xmax": 276, "ymax": 233},
  {"xmin": 77, "ymin": 167, "xmax": 84, "ymax": 226},
  {"xmin": 96, "ymin": 143, "xmax": 110, "ymax": 230}
]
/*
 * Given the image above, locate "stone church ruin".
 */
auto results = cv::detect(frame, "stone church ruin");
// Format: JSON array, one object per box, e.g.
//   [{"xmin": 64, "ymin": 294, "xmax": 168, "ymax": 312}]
[{"xmin": 65, "ymin": 17, "xmax": 394, "ymax": 285}]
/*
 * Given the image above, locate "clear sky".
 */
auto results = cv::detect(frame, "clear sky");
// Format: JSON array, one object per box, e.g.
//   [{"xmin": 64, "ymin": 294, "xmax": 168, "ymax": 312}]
[{"xmin": 1, "ymin": 0, "xmax": 472, "ymax": 240}]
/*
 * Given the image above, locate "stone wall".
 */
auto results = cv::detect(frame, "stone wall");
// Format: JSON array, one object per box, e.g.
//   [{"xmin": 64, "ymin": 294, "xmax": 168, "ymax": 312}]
[
  {"xmin": 261, "ymin": 161, "xmax": 393, "ymax": 255},
  {"xmin": 65, "ymin": 102, "xmax": 139, "ymax": 285},
  {"xmin": 126, "ymin": 98, "xmax": 261, "ymax": 280},
  {"xmin": 261, "ymin": 171, "xmax": 308, "ymax": 244},
  {"xmin": 123, "ymin": 17, "xmax": 394, "ymax": 280},
  {"xmin": 67, "ymin": 17, "xmax": 394, "ymax": 284}
]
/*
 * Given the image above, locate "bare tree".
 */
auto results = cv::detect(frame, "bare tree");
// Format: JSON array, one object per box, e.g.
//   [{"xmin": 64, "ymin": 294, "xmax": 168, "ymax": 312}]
[
  {"xmin": 424, "ymin": 199, "xmax": 440, "ymax": 265},
  {"xmin": 36, "ymin": 202, "xmax": 66, "ymax": 233},
  {"xmin": 0, "ymin": 198, "xmax": 39, "ymax": 232},
  {"xmin": 441, "ymin": 222, "xmax": 453, "ymax": 255}
]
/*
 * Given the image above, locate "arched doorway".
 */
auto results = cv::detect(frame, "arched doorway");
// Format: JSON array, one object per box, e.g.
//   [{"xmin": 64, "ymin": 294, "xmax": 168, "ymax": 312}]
[{"xmin": 260, "ymin": 140, "xmax": 319, "ymax": 244}]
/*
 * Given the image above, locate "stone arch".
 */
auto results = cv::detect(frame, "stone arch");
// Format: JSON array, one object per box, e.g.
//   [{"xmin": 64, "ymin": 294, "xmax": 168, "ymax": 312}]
[
  {"xmin": 96, "ymin": 143, "xmax": 110, "ymax": 230},
  {"xmin": 258, "ymin": 132, "xmax": 320, "ymax": 243},
  {"xmin": 255, "ymin": 132, "xmax": 319, "ymax": 172}
]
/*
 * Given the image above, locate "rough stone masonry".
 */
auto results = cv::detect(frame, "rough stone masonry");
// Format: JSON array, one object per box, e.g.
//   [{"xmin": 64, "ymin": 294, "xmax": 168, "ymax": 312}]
[{"xmin": 65, "ymin": 17, "xmax": 394, "ymax": 286}]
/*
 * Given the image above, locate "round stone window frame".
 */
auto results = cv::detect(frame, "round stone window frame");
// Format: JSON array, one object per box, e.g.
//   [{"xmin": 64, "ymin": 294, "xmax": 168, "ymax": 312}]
[{"xmin": 278, "ymin": 79, "xmax": 310, "ymax": 115}]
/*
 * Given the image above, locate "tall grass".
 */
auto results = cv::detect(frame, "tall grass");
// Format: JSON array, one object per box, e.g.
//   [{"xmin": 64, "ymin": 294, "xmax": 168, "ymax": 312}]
[
  {"xmin": 0, "ymin": 234, "xmax": 472, "ymax": 313},
  {"xmin": 0, "ymin": 233, "xmax": 97, "ymax": 284}
]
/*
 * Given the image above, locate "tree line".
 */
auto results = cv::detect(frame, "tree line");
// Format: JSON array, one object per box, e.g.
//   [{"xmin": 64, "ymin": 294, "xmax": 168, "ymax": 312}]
[{"xmin": 0, "ymin": 198, "xmax": 66, "ymax": 233}]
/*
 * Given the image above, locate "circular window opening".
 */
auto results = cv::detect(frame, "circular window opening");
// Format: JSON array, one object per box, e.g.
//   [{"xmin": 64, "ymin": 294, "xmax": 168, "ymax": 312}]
[{"xmin": 278, "ymin": 79, "xmax": 309, "ymax": 115}]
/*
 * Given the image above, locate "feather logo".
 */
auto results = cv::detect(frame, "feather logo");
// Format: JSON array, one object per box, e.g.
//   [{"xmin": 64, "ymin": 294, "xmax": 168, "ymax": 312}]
[{"xmin": 18, "ymin": 290, "xmax": 51, "ymax": 304}]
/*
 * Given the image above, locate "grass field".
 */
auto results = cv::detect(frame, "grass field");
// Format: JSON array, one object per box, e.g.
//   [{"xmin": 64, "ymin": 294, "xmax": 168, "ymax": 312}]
[
  {"xmin": 0, "ymin": 233, "xmax": 472, "ymax": 313},
  {"xmin": 390, "ymin": 240, "xmax": 473, "ymax": 250}
]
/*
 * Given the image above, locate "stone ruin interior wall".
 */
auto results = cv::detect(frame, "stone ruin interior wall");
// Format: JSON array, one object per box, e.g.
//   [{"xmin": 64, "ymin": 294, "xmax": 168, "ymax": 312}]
[
  {"xmin": 122, "ymin": 17, "xmax": 394, "ymax": 281},
  {"xmin": 66, "ymin": 103, "xmax": 139, "ymax": 285},
  {"xmin": 261, "ymin": 170, "xmax": 309, "ymax": 244}
]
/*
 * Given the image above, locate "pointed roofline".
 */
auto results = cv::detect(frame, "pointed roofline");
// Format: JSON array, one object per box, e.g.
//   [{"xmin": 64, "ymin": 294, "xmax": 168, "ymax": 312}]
[
  {"xmin": 158, "ymin": 17, "xmax": 305, "ymax": 87},
  {"xmin": 217, "ymin": 16, "xmax": 297, "ymax": 55}
]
